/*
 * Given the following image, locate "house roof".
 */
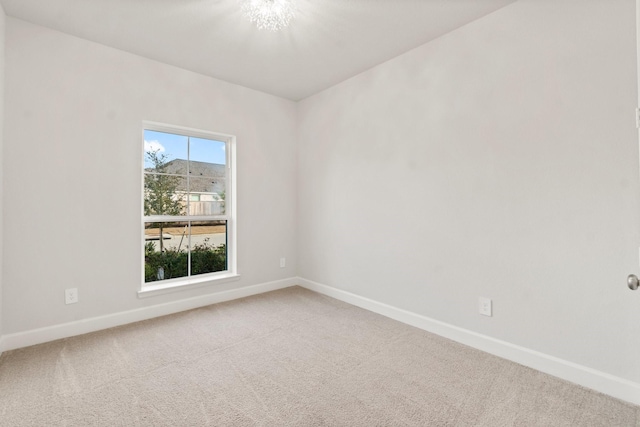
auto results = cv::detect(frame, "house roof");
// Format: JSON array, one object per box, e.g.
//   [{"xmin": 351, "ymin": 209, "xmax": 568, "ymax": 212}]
[
  {"xmin": 148, "ymin": 159, "xmax": 226, "ymax": 194},
  {"xmin": 163, "ymin": 159, "xmax": 225, "ymax": 178}
]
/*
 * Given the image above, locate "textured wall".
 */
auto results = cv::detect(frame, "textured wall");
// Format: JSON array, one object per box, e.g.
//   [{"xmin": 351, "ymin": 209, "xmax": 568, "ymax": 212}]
[{"xmin": 298, "ymin": 0, "xmax": 640, "ymax": 382}]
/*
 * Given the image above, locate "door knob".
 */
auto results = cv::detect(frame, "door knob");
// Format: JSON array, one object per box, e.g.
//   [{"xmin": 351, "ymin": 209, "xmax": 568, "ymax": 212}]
[{"xmin": 628, "ymin": 274, "xmax": 639, "ymax": 290}]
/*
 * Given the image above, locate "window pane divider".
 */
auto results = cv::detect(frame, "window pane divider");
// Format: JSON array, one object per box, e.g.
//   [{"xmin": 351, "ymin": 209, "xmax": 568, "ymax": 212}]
[{"xmin": 144, "ymin": 215, "xmax": 230, "ymax": 222}]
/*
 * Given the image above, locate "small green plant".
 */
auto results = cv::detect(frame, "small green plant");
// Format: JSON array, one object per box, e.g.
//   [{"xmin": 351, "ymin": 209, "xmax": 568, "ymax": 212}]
[
  {"xmin": 191, "ymin": 239, "xmax": 227, "ymax": 275},
  {"xmin": 144, "ymin": 240, "xmax": 226, "ymax": 283}
]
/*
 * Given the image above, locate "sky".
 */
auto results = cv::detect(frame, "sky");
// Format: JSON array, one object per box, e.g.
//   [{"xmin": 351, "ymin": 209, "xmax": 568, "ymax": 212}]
[{"xmin": 143, "ymin": 129, "xmax": 226, "ymax": 169}]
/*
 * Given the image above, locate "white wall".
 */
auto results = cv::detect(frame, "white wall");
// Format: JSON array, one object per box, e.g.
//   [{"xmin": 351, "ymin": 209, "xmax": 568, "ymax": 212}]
[
  {"xmin": 298, "ymin": 0, "xmax": 640, "ymax": 384},
  {"xmin": 2, "ymin": 18, "xmax": 297, "ymax": 335},
  {"xmin": 0, "ymin": 3, "xmax": 5, "ymax": 346}
]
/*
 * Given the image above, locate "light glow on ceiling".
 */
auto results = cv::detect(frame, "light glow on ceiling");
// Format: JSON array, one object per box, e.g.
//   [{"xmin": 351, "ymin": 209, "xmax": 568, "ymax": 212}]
[{"xmin": 240, "ymin": 0, "xmax": 296, "ymax": 31}]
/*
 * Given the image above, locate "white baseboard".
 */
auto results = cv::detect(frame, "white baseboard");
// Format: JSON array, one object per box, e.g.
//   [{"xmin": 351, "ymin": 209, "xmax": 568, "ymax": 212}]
[
  {"xmin": 0, "ymin": 277, "xmax": 298, "ymax": 353},
  {"xmin": 4, "ymin": 276, "xmax": 639, "ymax": 406},
  {"xmin": 297, "ymin": 277, "xmax": 640, "ymax": 406}
]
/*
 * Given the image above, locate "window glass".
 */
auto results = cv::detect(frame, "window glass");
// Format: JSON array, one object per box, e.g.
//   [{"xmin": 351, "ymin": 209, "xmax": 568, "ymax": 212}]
[
  {"xmin": 142, "ymin": 125, "xmax": 233, "ymax": 287},
  {"xmin": 143, "ymin": 131, "xmax": 188, "ymax": 171},
  {"xmin": 144, "ymin": 221, "xmax": 190, "ymax": 282}
]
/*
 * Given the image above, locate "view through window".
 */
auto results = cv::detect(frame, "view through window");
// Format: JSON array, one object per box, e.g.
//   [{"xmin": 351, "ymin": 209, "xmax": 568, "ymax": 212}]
[{"xmin": 143, "ymin": 124, "xmax": 234, "ymax": 286}]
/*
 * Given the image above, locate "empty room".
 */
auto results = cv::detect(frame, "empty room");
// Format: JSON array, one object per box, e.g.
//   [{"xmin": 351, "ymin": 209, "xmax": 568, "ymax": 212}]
[{"xmin": 0, "ymin": 0, "xmax": 639, "ymax": 425}]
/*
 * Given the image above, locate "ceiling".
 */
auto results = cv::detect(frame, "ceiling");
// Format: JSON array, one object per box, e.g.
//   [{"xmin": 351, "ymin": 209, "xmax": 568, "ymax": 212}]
[{"xmin": 0, "ymin": 0, "xmax": 516, "ymax": 101}]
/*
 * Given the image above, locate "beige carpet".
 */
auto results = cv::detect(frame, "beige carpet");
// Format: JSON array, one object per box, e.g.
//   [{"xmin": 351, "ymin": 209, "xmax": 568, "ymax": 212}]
[{"xmin": 0, "ymin": 286, "xmax": 638, "ymax": 426}]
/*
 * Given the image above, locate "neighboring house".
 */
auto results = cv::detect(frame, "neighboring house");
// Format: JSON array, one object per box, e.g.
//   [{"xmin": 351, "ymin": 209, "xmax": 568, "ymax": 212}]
[
  {"xmin": 163, "ymin": 158, "xmax": 226, "ymax": 194},
  {"xmin": 147, "ymin": 158, "xmax": 227, "ymax": 216}
]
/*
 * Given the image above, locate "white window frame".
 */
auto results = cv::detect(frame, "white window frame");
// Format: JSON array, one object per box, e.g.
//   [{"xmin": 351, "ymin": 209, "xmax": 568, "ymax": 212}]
[{"xmin": 139, "ymin": 121, "xmax": 238, "ymax": 297}]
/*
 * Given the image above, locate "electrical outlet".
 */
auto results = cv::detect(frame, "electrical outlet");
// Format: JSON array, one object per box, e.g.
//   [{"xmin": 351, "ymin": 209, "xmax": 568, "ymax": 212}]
[
  {"xmin": 478, "ymin": 297, "xmax": 492, "ymax": 317},
  {"xmin": 65, "ymin": 288, "xmax": 78, "ymax": 305},
  {"xmin": 280, "ymin": 257, "xmax": 286, "ymax": 268}
]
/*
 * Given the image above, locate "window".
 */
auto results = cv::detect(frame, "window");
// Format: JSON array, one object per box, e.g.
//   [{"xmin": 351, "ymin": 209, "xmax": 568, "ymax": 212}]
[{"xmin": 141, "ymin": 122, "xmax": 236, "ymax": 292}]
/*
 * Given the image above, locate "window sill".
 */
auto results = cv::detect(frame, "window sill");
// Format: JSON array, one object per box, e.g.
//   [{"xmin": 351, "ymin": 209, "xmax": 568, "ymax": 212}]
[{"xmin": 138, "ymin": 273, "xmax": 241, "ymax": 298}]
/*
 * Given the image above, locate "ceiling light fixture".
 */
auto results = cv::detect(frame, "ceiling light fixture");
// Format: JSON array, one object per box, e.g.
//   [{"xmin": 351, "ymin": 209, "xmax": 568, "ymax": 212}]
[{"xmin": 240, "ymin": 0, "xmax": 296, "ymax": 31}]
